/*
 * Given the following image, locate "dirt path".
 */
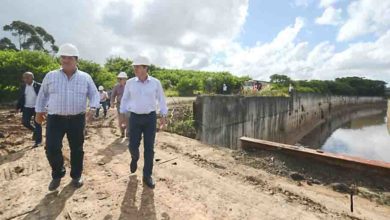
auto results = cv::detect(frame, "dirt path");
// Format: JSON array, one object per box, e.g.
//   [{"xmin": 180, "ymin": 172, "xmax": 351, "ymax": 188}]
[{"xmin": 0, "ymin": 106, "xmax": 389, "ymax": 220}]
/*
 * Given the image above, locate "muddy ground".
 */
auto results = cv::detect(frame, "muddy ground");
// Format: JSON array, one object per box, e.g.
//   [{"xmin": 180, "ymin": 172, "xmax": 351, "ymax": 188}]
[{"xmin": 0, "ymin": 99, "xmax": 389, "ymax": 220}]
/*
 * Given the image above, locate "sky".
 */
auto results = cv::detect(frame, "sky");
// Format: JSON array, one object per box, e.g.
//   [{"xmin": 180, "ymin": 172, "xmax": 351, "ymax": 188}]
[{"xmin": 1, "ymin": 0, "xmax": 390, "ymax": 84}]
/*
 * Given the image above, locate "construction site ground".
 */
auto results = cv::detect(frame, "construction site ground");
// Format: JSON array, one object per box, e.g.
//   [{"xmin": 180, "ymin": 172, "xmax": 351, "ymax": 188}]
[{"xmin": 0, "ymin": 97, "xmax": 389, "ymax": 220}]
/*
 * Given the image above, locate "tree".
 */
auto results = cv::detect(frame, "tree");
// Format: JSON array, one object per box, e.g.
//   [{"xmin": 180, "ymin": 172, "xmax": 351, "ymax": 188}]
[
  {"xmin": 104, "ymin": 57, "xmax": 134, "ymax": 78},
  {"xmin": 2, "ymin": 21, "xmax": 58, "ymax": 53},
  {"xmin": 0, "ymin": 50, "xmax": 59, "ymax": 102},
  {"xmin": 78, "ymin": 59, "xmax": 116, "ymax": 89},
  {"xmin": 0, "ymin": 37, "xmax": 17, "ymax": 50},
  {"xmin": 270, "ymin": 74, "xmax": 292, "ymax": 87}
]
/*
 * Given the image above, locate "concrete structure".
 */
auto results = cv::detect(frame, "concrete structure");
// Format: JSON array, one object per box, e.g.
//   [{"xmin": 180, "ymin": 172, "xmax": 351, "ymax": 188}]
[
  {"xmin": 385, "ymin": 87, "xmax": 390, "ymax": 97},
  {"xmin": 387, "ymin": 99, "xmax": 390, "ymax": 135},
  {"xmin": 194, "ymin": 94, "xmax": 386, "ymax": 149},
  {"xmin": 241, "ymin": 137, "xmax": 390, "ymax": 176}
]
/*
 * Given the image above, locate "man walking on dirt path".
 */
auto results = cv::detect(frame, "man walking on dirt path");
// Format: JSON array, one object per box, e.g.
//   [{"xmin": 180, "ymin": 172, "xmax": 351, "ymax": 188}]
[
  {"xmin": 111, "ymin": 72, "xmax": 129, "ymax": 138},
  {"xmin": 120, "ymin": 56, "xmax": 168, "ymax": 189},
  {"xmin": 35, "ymin": 43, "xmax": 100, "ymax": 191},
  {"xmin": 95, "ymin": 85, "xmax": 109, "ymax": 118},
  {"xmin": 16, "ymin": 71, "xmax": 42, "ymax": 148}
]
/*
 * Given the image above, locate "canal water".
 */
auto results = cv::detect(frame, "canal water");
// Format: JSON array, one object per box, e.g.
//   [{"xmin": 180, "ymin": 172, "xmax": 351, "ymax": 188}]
[{"xmin": 299, "ymin": 101, "xmax": 390, "ymax": 163}]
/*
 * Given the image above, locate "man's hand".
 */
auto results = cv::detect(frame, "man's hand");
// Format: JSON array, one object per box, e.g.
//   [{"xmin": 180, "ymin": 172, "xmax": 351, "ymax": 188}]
[
  {"xmin": 159, "ymin": 117, "xmax": 166, "ymax": 130},
  {"xmin": 120, "ymin": 116, "xmax": 127, "ymax": 129},
  {"xmin": 35, "ymin": 112, "xmax": 47, "ymax": 124},
  {"xmin": 86, "ymin": 108, "xmax": 95, "ymax": 123}
]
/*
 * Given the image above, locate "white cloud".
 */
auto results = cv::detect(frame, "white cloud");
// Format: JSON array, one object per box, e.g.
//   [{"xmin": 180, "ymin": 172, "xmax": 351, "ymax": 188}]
[
  {"xmin": 338, "ymin": 0, "xmax": 390, "ymax": 41},
  {"xmin": 0, "ymin": 0, "xmax": 249, "ymax": 68},
  {"xmin": 293, "ymin": 0, "xmax": 313, "ymax": 8},
  {"xmin": 315, "ymin": 7, "xmax": 343, "ymax": 26},
  {"xmin": 319, "ymin": 0, "xmax": 340, "ymax": 8},
  {"xmin": 206, "ymin": 17, "xmax": 390, "ymax": 84}
]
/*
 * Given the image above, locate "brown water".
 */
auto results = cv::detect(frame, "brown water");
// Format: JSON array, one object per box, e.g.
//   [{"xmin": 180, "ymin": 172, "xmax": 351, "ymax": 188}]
[{"xmin": 299, "ymin": 103, "xmax": 390, "ymax": 163}]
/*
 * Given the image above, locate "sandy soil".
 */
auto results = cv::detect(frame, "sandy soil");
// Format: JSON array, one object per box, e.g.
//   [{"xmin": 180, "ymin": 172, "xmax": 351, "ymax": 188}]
[{"xmin": 0, "ymin": 100, "xmax": 389, "ymax": 220}]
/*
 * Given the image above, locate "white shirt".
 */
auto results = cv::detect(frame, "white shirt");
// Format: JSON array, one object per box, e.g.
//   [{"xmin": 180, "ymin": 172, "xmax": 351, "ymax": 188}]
[
  {"xmin": 120, "ymin": 75, "xmax": 168, "ymax": 116},
  {"xmin": 24, "ymin": 82, "xmax": 37, "ymax": 108},
  {"xmin": 99, "ymin": 91, "xmax": 108, "ymax": 102},
  {"xmin": 35, "ymin": 69, "xmax": 100, "ymax": 115}
]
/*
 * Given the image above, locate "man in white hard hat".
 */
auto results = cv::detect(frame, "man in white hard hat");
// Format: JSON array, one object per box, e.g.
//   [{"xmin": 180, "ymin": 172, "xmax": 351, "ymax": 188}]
[
  {"xmin": 35, "ymin": 43, "xmax": 100, "ymax": 191},
  {"xmin": 111, "ymin": 72, "xmax": 128, "ymax": 137},
  {"xmin": 120, "ymin": 56, "xmax": 168, "ymax": 189},
  {"xmin": 95, "ymin": 85, "xmax": 109, "ymax": 118},
  {"xmin": 16, "ymin": 71, "xmax": 42, "ymax": 147}
]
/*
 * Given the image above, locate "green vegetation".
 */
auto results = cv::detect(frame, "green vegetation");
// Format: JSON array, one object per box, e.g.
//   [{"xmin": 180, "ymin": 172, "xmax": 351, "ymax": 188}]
[
  {"xmin": 151, "ymin": 69, "xmax": 249, "ymax": 96},
  {"xmin": 164, "ymin": 104, "xmax": 196, "ymax": 138},
  {"xmin": 0, "ymin": 50, "xmax": 249, "ymax": 102},
  {"xmin": 267, "ymin": 74, "xmax": 387, "ymax": 97}
]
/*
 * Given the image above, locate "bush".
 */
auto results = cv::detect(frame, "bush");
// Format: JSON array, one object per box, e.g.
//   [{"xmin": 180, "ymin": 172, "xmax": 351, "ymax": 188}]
[{"xmin": 0, "ymin": 50, "xmax": 58, "ymax": 102}]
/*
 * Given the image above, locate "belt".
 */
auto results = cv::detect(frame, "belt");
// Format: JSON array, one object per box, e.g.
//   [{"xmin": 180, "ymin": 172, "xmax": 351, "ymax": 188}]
[
  {"xmin": 130, "ymin": 111, "xmax": 156, "ymax": 116},
  {"xmin": 49, "ymin": 113, "xmax": 85, "ymax": 119}
]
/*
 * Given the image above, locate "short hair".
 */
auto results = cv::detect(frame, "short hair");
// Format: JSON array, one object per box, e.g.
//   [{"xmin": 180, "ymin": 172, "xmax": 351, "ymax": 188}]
[{"xmin": 23, "ymin": 71, "xmax": 34, "ymax": 79}]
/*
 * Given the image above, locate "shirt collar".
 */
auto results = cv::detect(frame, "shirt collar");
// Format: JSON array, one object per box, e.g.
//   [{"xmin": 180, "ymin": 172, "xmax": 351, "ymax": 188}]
[
  {"xmin": 60, "ymin": 68, "xmax": 78, "ymax": 76},
  {"xmin": 135, "ymin": 75, "xmax": 151, "ymax": 82},
  {"xmin": 26, "ymin": 81, "xmax": 34, "ymax": 87}
]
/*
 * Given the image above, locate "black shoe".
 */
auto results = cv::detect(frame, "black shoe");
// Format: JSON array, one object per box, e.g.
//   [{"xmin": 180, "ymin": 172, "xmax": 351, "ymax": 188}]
[
  {"xmin": 143, "ymin": 176, "xmax": 155, "ymax": 189},
  {"xmin": 33, "ymin": 142, "xmax": 41, "ymax": 148},
  {"xmin": 48, "ymin": 178, "xmax": 61, "ymax": 191},
  {"xmin": 71, "ymin": 177, "xmax": 84, "ymax": 188},
  {"xmin": 130, "ymin": 159, "xmax": 137, "ymax": 173}
]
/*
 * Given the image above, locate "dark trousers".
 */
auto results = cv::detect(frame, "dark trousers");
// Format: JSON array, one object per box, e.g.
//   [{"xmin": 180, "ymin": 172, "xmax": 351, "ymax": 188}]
[
  {"xmin": 128, "ymin": 111, "xmax": 156, "ymax": 177},
  {"xmin": 45, "ymin": 114, "xmax": 85, "ymax": 179},
  {"xmin": 22, "ymin": 107, "xmax": 42, "ymax": 144},
  {"xmin": 96, "ymin": 101, "xmax": 108, "ymax": 117}
]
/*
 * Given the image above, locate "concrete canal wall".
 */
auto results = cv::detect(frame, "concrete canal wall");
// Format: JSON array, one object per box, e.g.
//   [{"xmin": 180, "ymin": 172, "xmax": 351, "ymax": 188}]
[{"xmin": 194, "ymin": 94, "xmax": 386, "ymax": 149}]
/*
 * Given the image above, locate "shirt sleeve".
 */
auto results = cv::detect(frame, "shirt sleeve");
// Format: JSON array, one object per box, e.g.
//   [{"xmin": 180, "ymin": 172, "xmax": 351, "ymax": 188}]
[
  {"xmin": 110, "ymin": 86, "xmax": 117, "ymax": 102},
  {"xmin": 157, "ymin": 80, "xmax": 168, "ymax": 116},
  {"xmin": 119, "ymin": 81, "xmax": 130, "ymax": 113},
  {"xmin": 87, "ymin": 77, "xmax": 100, "ymax": 108},
  {"xmin": 35, "ymin": 73, "xmax": 50, "ymax": 112}
]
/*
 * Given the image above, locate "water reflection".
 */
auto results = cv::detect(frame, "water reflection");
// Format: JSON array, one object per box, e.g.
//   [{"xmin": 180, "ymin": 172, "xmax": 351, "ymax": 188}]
[{"xmin": 299, "ymin": 103, "xmax": 390, "ymax": 163}]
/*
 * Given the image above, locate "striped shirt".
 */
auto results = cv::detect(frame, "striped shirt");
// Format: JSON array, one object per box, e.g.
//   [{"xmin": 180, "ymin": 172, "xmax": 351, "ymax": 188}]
[
  {"xmin": 120, "ymin": 75, "xmax": 168, "ymax": 116},
  {"xmin": 35, "ymin": 69, "xmax": 100, "ymax": 115}
]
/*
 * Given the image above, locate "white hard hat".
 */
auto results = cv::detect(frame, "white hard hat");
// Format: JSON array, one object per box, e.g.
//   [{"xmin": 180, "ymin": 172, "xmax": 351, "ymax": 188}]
[
  {"xmin": 57, "ymin": 43, "xmax": 79, "ymax": 57},
  {"xmin": 132, "ymin": 56, "xmax": 151, "ymax": 66},
  {"xmin": 117, "ymin": 72, "xmax": 128, "ymax": 78},
  {"xmin": 98, "ymin": 85, "xmax": 104, "ymax": 91}
]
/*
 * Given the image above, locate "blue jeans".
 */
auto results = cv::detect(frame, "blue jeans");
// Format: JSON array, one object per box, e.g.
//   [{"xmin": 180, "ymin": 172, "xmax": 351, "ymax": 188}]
[
  {"xmin": 128, "ymin": 111, "xmax": 156, "ymax": 177},
  {"xmin": 22, "ymin": 107, "xmax": 42, "ymax": 144},
  {"xmin": 45, "ymin": 114, "xmax": 85, "ymax": 179}
]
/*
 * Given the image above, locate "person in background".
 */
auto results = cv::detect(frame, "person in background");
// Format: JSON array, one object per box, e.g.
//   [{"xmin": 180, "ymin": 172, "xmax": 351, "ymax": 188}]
[
  {"xmin": 106, "ymin": 89, "xmax": 112, "ymax": 109},
  {"xmin": 288, "ymin": 83, "xmax": 294, "ymax": 95},
  {"xmin": 16, "ymin": 71, "xmax": 42, "ymax": 148},
  {"xmin": 120, "ymin": 56, "xmax": 168, "ymax": 189},
  {"xmin": 35, "ymin": 43, "xmax": 100, "ymax": 191},
  {"xmin": 222, "ymin": 83, "xmax": 227, "ymax": 94},
  {"xmin": 95, "ymin": 85, "xmax": 109, "ymax": 118},
  {"xmin": 111, "ymin": 72, "xmax": 128, "ymax": 137}
]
